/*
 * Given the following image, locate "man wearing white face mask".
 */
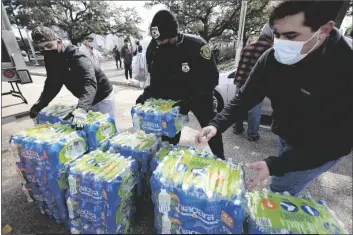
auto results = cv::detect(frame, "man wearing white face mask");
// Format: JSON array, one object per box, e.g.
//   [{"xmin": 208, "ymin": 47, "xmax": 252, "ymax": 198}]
[{"xmin": 196, "ymin": 1, "xmax": 352, "ymax": 196}]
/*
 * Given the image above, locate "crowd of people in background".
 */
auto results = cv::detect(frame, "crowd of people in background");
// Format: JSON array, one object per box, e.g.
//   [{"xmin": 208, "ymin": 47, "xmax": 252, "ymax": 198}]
[{"xmin": 112, "ymin": 39, "xmax": 148, "ymax": 87}]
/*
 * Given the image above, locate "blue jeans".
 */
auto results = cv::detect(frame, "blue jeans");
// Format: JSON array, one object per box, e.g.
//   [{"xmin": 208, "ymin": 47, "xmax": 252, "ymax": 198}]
[
  {"xmin": 89, "ymin": 92, "xmax": 116, "ymax": 118},
  {"xmin": 270, "ymin": 136, "xmax": 342, "ymax": 196},
  {"xmin": 234, "ymin": 102, "xmax": 263, "ymax": 138}
]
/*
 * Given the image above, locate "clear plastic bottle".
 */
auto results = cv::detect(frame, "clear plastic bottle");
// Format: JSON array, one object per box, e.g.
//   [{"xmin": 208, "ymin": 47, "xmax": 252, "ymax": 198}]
[
  {"xmin": 161, "ymin": 214, "xmax": 171, "ymax": 234},
  {"xmin": 68, "ymin": 174, "xmax": 78, "ymax": 195},
  {"xmin": 158, "ymin": 189, "xmax": 171, "ymax": 214},
  {"xmin": 22, "ymin": 183, "xmax": 34, "ymax": 203},
  {"xmin": 67, "ymin": 196, "xmax": 75, "ymax": 219}
]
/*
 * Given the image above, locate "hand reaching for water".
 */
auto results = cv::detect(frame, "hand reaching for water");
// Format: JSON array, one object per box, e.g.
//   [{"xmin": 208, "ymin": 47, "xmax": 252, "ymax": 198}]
[{"xmin": 195, "ymin": 125, "xmax": 217, "ymax": 145}]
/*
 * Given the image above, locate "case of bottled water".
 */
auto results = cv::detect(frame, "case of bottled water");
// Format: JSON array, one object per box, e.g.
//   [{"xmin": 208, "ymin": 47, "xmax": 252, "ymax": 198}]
[
  {"xmin": 10, "ymin": 123, "xmax": 88, "ymax": 227},
  {"xmin": 106, "ymin": 131, "xmax": 161, "ymax": 196},
  {"xmin": 36, "ymin": 104, "xmax": 117, "ymax": 151},
  {"xmin": 150, "ymin": 142, "xmax": 217, "ymax": 173},
  {"xmin": 150, "ymin": 151, "xmax": 246, "ymax": 234},
  {"xmin": 245, "ymin": 190, "xmax": 348, "ymax": 234},
  {"xmin": 65, "ymin": 150, "xmax": 138, "ymax": 234},
  {"xmin": 131, "ymin": 99, "xmax": 189, "ymax": 138}
]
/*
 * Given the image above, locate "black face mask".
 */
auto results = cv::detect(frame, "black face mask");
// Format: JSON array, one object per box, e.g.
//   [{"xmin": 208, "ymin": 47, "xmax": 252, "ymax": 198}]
[{"xmin": 43, "ymin": 50, "xmax": 59, "ymax": 58}]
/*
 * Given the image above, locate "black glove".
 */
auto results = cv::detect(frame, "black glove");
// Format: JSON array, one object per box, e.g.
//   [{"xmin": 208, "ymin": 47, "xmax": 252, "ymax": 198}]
[
  {"xmin": 136, "ymin": 94, "xmax": 146, "ymax": 105},
  {"xmin": 29, "ymin": 104, "xmax": 42, "ymax": 119},
  {"xmin": 172, "ymin": 99, "xmax": 191, "ymax": 115}
]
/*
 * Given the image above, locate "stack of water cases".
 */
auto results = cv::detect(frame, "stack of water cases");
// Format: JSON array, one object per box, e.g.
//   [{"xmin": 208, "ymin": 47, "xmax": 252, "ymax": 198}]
[
  {"xmin": 131, "ymin": 98, "xmax": 189, "ymax": 138},
  {"xmin": 106, "ymin": 132, "xmax": 161, "ymax": 196},
  {"xmin": 245, "ymin": 190, "xmax": 348, "ymax": 234},
  {"xmin": 150, "ymin": 142, "xmax": 216, "ymax": 172},
  {"xmin": 37, "ymin": 104, "xmax": 117, "ymax": 151},
  {"xmin": 65, "ymin": 150, "xmax": 138, "ymax": 234},
  {"xmin": 151, "ymin": 149, "xmax": 246, "ymax": 234},
  {"xmin": 10, "ymin": 124, "xmax": 88, "ymax": 228}
]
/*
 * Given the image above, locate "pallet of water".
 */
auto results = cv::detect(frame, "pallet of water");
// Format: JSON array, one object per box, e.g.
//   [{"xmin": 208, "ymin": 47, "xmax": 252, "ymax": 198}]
[
  {"xmin": 131, "ymin": 98, "xmax": 189, "ymax": 138},
  {"xmin": 106, "ymin": 131, "xmax": 161, "ymax": 196},
  {"xmin": 151, "ymin": 149, "xmax": 246, "ymax": 234},
  {"xmin": 245, "ymin": 190, "xmax": 348, "ymax": 234},
  {"xmin": 10, "ymin": 123, "xmax": 88, "ymax": 228},
  {"xmin": 36, "ymin": 104, "xmax": 117, "ymax": 151},
  {"xmin": 65, "ymin": 150, "xmax": 138, "ymax": 234}
]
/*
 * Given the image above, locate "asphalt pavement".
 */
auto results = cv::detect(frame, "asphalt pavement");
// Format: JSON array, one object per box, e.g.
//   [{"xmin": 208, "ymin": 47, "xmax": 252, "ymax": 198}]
[{"xmin": 1, "ymin": 76, "xmax": 352, "ymax": 234}]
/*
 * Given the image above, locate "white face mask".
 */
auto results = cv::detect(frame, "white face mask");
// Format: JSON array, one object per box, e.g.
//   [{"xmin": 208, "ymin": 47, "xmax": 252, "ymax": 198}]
[{"xmin": 274, "ymin": 30, "xmax": 321, "ymax": 65}]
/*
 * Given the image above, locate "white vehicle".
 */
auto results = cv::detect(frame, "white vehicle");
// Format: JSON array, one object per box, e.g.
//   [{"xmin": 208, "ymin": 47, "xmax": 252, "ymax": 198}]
[
  {"xmin": 213, "ymin": 69, "xmax": 272, "ymax": 116},
  {"xmin": 2, "ymin": 2, "xmax": 32, "ymax": 105}
]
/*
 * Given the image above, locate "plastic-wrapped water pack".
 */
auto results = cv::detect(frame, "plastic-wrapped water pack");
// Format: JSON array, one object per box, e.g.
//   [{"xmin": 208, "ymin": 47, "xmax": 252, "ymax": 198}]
[
  {"xmin": 131, "ymin": 98, "xmax": 189, "ymax": 138},
  {"xmin": 37, "ymin": 104, "xmax": 117, "ymax": 151},
  {"xmin": 245, "ymin": 190, "xmax": 348, "ymax": 234},
  {"xmin": 106, "ymin": 131, "xmax": 161, "ymax": 196},
  {"xmin": 65, "ymin": 150, "xmax": 138, "ymax": 234},
  {"xmin": 150, "ymin": 142, "xmax": 216, "ymax": 172},
  {"xmin": 10, "ymin": 124, "xmax": 88, "ymax": 227},
  {"xmin": 151, "ymin": 152, "xmax": 246, "ymax": 234}
]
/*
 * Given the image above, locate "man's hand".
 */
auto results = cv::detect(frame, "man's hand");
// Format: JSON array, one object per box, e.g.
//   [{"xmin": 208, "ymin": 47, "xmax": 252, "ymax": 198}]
[
  {"xmin": 195, "ymin": 125, "xmax": 217, "ymax": 145},
  {"xmin": 246, "ymin": 161, "xmax": 270, "ymax": 190},
  {"xmin": 172, "ymin": 100, "xmax": 191, "ymax": 115},
  {"xmin": 64, "ymin": 108, "xmax": 87, "ymax": 130},
  {"xmin": 136, "ymin": 94, "xmax": 146, "ymax": 105},
  {"xmin": 29, "ymin": 104, "xmax": 42, "ymax": 119}
]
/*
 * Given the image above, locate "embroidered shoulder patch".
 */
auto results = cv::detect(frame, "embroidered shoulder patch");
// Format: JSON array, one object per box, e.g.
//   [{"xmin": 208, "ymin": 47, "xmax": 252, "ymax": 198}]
[{"xmin": 200, "ymin": 45, "xmax": 212, "ymax": 60}]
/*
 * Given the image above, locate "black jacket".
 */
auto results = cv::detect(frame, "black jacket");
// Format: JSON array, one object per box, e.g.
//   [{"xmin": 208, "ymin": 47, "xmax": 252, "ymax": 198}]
[
  {"xmin": 37, "ymin": 45, "xmax": 113, "ymax": 111},
  {"xmin": 113, "ymin": 47, "xmax": 120, "ymax": 59},
  {"xmin": 121, "ymin": 45, "xmax": 133, "ymax": 65},
  {"xmin": 142, "ymin": 33, "xmax": 219, "ymax": 101},
  {"xmin": 209, "ymin": 28, "xmax": 353, "ymax": 176}
]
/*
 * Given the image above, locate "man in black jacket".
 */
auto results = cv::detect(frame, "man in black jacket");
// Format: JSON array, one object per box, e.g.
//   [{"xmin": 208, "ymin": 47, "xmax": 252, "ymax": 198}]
[
  {"xmin": 133, "ymin": 41, "xmax": 143, "ymax": 56},
  {"xmin": 121, "ymin": 39, "xmax": 133, "ymax": 83},
  {"xmin": 29, "ymin": 26, "xmax": 114, "ymax": 129},
  {"xmin": 136, "ymin": 10, "xmax": 224, "ymax": 159},
  {"xmin": 196, "ymin": 1, "xmax": 352, "ymax": 195},
  {"xmin": 113, "ymin": 45, "xmax": 122, "ymax": 69}
]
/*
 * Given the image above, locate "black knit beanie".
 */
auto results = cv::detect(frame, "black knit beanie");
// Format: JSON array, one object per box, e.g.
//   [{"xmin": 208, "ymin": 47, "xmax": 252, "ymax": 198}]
[{"xmin": 150, "ymin": 10, "xmax": 179, "ymax": 40}]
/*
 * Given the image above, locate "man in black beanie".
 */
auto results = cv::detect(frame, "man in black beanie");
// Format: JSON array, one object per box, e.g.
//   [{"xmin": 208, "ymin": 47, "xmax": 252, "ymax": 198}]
[{"xmin": 136, "ymin": 9, "xmax": 224, "ymax": 159}]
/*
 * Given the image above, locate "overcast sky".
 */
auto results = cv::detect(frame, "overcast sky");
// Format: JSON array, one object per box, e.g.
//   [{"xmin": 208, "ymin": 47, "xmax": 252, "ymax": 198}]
[{"xmin": 113, "ymin": 1, "xmax": 167, "ymax": 33}]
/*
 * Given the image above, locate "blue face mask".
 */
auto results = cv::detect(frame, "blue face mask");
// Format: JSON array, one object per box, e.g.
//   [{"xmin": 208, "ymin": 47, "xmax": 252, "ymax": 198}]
[{"xmin": 273, "ymin": 30, "xmax": 321, "ymax": 65}]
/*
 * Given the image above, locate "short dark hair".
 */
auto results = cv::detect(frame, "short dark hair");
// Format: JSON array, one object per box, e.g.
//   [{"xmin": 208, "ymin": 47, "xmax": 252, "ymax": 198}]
[
  {"xmin": 136, "ymin": 41, "xmax": 140, "ymax": 45},
  {"xmin": 269, "ymin": 1, "xmax": 344, "ymax": 31},
  {"xmin": 31, "ymin": 26, "xmax": 58, "ymax": 44},
  {"xmin": 124, "ymin": 39, "xmax": 128, "ymax": 42},
  {"xmin": 85, "ymin": 35, "xmax": 94, "ymax": 41}
]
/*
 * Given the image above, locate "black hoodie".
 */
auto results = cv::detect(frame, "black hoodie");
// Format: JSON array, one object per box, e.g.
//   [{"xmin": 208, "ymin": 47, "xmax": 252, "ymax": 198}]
[
  {"xmin": 209, "ymin": 28, "xmax": 353, "ymax": 176},
  {"xmin": 37, "ymin": 45, "xmax": 113, "ymax": 111}
]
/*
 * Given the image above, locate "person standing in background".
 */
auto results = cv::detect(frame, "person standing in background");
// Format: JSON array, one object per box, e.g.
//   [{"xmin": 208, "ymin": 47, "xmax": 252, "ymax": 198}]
[
  {"xmin": 121, "ymin": 39, "xmax": 133, "ymax": 84},
  {"xmin": 233, "ymin": 24, "xmax": 274, "ymax": 141},
  {"xmin": 133, "ymin": 41, "xmax": 143, "ymax": 56},
  {"xmin": 113, "ymin": 45, "xmax": 122, "ymax": 69},
  {"xmin": 79, "ymin": 35, "xmax": 103, "ymax": 68},
  {"xmin": 133, "ymin": 45, "xmax": 148, "ymax": 88}
]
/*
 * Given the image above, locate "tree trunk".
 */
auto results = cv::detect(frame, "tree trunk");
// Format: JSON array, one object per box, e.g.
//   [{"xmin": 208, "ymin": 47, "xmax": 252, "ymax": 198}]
[
  {"xmin": 335, "ymin": 1, "xmax": 350, "ymax": 29},
  {"xmin": 243, "ymin": 35, "xmax": 249, "ymax": 48}
]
